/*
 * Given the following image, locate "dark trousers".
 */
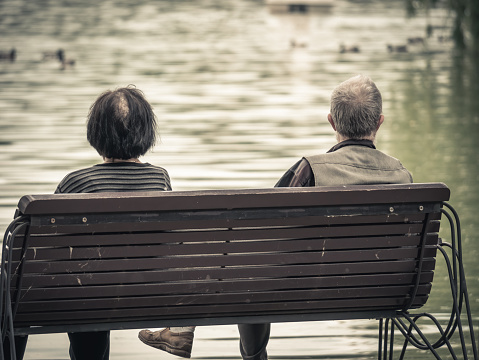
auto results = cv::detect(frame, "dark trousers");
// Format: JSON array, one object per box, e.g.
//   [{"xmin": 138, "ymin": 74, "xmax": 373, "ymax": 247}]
[
  {"xmin": 68, "ymin": 331, "xmax": 110, "ymax": 360},
  {"xmin": 237, "ymin": 323, "xmax": 270, "ymax": 360},
  {"xmin": 2, "ymin": 331, "xmax": 109, "ymax": 360},
  {"xmin": 2, "ymin": 335, "xmax": 28, "ymax": 360}
]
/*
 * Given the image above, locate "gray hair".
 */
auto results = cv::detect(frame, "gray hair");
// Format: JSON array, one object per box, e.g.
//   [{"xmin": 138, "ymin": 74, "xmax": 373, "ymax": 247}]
[{"xmin": 330, "ymin": 75, "xmax": 382, "ymax": 139}]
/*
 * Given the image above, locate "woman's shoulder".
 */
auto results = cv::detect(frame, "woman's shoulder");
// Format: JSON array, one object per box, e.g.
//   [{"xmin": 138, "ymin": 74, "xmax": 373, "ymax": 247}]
[
  {"xmin": 141, "ymin": 162, "xmax": 168, "ymax": 171},
  {"xmin": 61, "ymin": 165, "xmax": 102, "ymax": 180},
  {"xmin": 55, "ymin": 165, "xmax": 101, "ymax": 193},
  {"xmin": 56, "ymin": 162, "xmax": 172, "ymax": 194},
  {"xmin": 136, "ymin": 162, "xmax": 168, "ymax": 173}
]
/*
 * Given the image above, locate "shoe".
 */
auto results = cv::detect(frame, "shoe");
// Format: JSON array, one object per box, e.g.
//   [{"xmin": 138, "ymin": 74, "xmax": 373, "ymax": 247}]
[{"xmin": 138, "ymin": 328, "xmax": 194, "ymax": 358}]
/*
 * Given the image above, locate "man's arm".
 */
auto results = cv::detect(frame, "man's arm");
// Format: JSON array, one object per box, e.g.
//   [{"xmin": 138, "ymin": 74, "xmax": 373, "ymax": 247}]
[{"xmin": 275, "ymin": 158, "xmax": 315, "ymax": 188}]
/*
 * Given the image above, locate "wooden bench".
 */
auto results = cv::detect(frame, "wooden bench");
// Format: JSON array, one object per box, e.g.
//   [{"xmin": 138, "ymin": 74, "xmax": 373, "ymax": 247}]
[{"xmin": 1, "ymin": 182, "xmax": 467, "ymax": 358}]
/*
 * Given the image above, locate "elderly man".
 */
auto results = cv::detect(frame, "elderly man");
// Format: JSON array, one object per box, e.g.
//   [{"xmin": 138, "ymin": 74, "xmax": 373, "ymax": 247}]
[{"xmin": 237, "ymin": 74, "xmax": 413, "ymax": 360}]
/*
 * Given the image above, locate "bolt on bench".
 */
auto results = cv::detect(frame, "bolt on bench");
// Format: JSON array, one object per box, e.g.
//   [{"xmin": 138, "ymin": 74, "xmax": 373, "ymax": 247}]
[{"xmin": 1, "ymin": 183, "xmax": 476, "ymax": 359}]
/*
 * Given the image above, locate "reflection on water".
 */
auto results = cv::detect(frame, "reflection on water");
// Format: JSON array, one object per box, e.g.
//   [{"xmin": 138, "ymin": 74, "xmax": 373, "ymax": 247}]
[{"xmin": 1, "ymin": 0, "xmax": 478, "ymax": 359}]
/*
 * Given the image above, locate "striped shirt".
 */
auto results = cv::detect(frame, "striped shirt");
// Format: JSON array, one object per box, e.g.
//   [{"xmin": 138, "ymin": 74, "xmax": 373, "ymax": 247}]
[{"xmin": 55, "ymin": 162, "xmax": 172, "ymax": 194}]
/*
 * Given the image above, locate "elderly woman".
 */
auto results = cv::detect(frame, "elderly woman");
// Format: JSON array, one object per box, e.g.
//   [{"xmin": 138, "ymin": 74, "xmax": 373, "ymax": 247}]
[
  {"xmin": 8, "ymin": 86, "xmax": 175, "ymax": 360},
  {"xmin": 55, "ymin": 86, "xmax": 173, "ymax": 360},
  {"xmin": 56, "ymin": 86, "xmax": 171, "ymax": 194}
]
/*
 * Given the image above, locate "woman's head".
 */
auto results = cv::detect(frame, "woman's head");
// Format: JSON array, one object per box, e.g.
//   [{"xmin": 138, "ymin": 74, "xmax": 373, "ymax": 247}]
[{"xmin": 87, "ymin": 86, "xmax": 158, "ymax": 159}]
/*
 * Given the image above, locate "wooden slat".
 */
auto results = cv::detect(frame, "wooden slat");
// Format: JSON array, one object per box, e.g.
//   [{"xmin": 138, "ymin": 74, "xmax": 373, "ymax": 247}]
[
  {"xmin": 17, "ymin": 183, "xmax": 450, "ymax": 215},
  {"xmin": 13, "ymin": 296, "xmax": 431, "ymax": 325},
  {"xmin": 15, "ymin": 259, "xmax": 437, "ymax": 287},
  {"xmin": 15, "ymin": 272, "xmax": 434, "ymax": 301},
  {"xmin": 18, "ymin": 247, "xmax": 438, "ymax": 274},
  {"xmin": 27, "ymin": 213, "xmax": 439, "ymax": 235},
  {"xmin": 17, "ymin": 285, "xmax": 432, "ymax": 313},
  {"xmin": 12, "ymin": 234, "xmax": 439, "ymax": 262},
  {"xmin": 30, "ymin": 204, "xmax": 439, "ymax": 227},
  {"xmin": 13, "ymin": 218, "xmax": 440, "ymax": 248}
]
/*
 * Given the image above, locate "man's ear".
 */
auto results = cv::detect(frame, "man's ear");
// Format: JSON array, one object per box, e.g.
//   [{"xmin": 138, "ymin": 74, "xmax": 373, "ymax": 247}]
[
  {"xmin": 328, "ymin": 114, "xmax": 337, "ymax": 131},
  {"xmin": 377, "ymin": 115, "xmax": 385, "ymax": 130}
]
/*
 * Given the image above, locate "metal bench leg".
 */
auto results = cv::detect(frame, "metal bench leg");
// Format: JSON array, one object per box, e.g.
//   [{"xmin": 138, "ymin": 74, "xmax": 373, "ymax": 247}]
[
  {"xmin": 1, "ymin": 216, "xmax": 29, "ymax": 360},
  {"xmin": 389, "ymin": 202, "xmax": 478, "ymax": 360},
  {"xmin": 378, "ymin": 318, "xmax": 394, "ymax": 360}
]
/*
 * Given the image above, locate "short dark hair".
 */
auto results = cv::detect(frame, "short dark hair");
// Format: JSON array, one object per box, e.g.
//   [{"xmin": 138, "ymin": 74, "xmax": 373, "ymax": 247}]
[
  {"xmin": 330, "ymin": 75, "xmax": 382, "ymax": 139},
  {"xmin": 87, "ymin": 86, "xmax": 157, "ymax": 159}
]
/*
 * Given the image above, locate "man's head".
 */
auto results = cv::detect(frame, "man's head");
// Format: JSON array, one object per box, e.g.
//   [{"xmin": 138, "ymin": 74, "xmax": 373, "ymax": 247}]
[
  {"xmin": 328, "ymin": 75, "xmax": 384, "ymax": 142},
  {"xmin": 87, "ymin": 85, "xmax": 158, "ymax": 160}
]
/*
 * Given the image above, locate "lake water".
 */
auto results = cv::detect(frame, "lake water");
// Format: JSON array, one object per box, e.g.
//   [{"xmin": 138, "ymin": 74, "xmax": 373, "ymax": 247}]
[{"xmin": 1, "ymin": 0, "xmax": 478, "ymax": 359}]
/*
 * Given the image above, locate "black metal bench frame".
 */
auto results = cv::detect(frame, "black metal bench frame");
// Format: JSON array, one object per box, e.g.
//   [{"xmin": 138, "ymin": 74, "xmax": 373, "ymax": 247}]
[{"xmin": 0, "ymin": 183, "xmax": 476, "ymax": 360}]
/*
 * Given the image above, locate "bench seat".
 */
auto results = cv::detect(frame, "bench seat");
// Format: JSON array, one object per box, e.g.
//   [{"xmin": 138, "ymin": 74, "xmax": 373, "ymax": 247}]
[{"xmin": 2, "ymin": 183, "xmax": 450, "ymax": 336}]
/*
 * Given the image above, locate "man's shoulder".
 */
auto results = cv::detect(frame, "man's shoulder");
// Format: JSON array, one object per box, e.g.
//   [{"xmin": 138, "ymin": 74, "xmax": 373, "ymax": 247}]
[
  {"xmin": 275, "ymin": 158, "xmax": 314, "ymax": 188},
  {"xmin": 307, "ymin": 146, "xmax": 400, "ymax": 164},
  {"xmin": 305, "ymin": 146, "xmax": 413, "ymax": 183}
]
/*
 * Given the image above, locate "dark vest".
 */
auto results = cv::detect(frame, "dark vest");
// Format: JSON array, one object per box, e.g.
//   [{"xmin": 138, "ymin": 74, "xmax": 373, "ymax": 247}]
[{"xmin": 305, "ymin": 145, "xmax": 413, "ymax": 186}]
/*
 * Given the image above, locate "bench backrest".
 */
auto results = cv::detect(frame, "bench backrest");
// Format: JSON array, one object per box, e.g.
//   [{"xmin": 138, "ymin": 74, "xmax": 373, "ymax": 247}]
[{"xmin": 4, "ymin": 183, "xmax": 450, "ymax": 335}]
